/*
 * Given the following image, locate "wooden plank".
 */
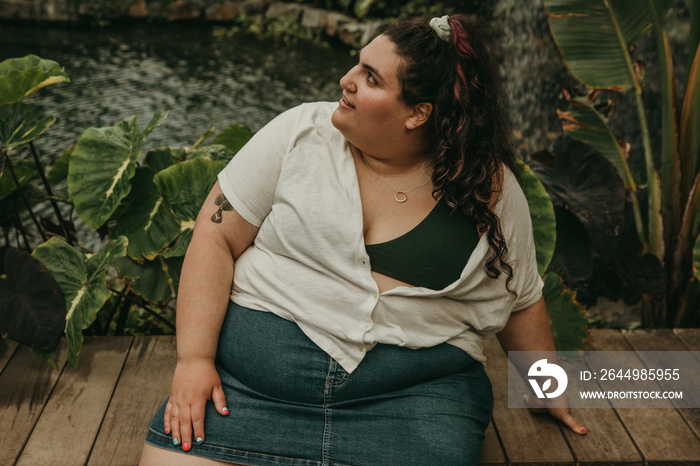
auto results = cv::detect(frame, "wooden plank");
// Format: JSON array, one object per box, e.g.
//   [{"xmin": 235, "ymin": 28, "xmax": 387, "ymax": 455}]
[
  {"xmin": 483, "ymin": 334, "xmax": 574, "ymax": 465},
  {"xmin": 674, "ymin": 328, "xmax": 700, "ymax": 350},
  {"xmin": 622, "ymin": 329, "xmax": 700, "ymax": 458},
  {"xmin": 0, "ymin": 341, "xmax": 67, "ymax": 465},
  {"xmin": 0, "ymin": 339, "xmax": 20, "ymax": 374},
  {"xmin": 481, "ymin": 421, "xmax": 507, "ymax": 465},
  {"xmin": 16, "ymin": 337, "xmax": 133, "ymax": 466},
  {"xmin": 587, "ymin": 330, "xmax": 700, "ymax": 465},
  {"xmin": 88, "ymin": 335, "xmax": 176, "ymax": 466},
  {"xmin": 554, "ymin": 331, "xmax": 644, "ymax": 466}
]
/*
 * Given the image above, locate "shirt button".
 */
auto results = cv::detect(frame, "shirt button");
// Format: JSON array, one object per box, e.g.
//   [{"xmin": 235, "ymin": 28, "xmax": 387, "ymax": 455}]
[
  {"xmin": 373, "ymin": 294, "xmax": 378, "ymax": 299},
  {"xmin": 362, "ymin": 260, "xmax": 366, "ymax": 265}
]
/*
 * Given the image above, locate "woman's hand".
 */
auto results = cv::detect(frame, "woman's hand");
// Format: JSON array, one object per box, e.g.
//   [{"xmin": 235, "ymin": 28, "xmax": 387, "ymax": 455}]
[
  {"xmin": 523, "ymin": 394, "xmax": 587, "ymax": 434},
  {"xmin": 164, "ymin": 358, "xmax": 229, "ymax": 451}
]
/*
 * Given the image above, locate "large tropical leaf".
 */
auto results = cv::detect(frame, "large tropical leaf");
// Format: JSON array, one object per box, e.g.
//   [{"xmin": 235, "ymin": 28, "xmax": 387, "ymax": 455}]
[
  {"xmin": 680, "ymin": 42, "xmax": 700, "ymax": 203},
  {"xmin": 110, "ymin": 166, "xmax": 180, "ymax": 261},
  {"xmin": 68, "ymin": 112, "xmax": 167, "ymax": 230},
  {"xmin": 0, "ymin": 102, "xmax": 56, "ymax": 152},
  {"xmin": 212, "ymin": 124, "xmax": 254, "ymax": 154},
  {"xmin": 33, "ymin": 236, "xmax": 128, "ymax": 367},
  {"xmin": 542, "ymin": 272, "xmax": 589, "ymax": 352},
  {"xmin": 516, "ymin": 159, "xmax": 556, "ymax": 276},
  {"xmin": 113, "ymin": 256, "xmax": 174, "ymax": 304},
  {"xmin": 557, "ymin": 92, "xmax": 638, "ymax": 188},
  {"xmin": 144, "ymin": 146, "xmax": 180, "ymax": 173},
  {"xmin": 545, "ymin": 0, "xmax": 672, "ymax": 91},
  {"xmin": 530, "ymin": 136, "xmax": 626, "ymax": 235},
  {"xmin": 547, "ymin": 206, "xmax": 593, "ymax": 286},
  {"xmin": 154, "ymin": 157, "xmax": 226, "ymax": 257},
  {"xmin": 0, "ymin": 55, "xmax": 70, "ymax": 106},
  {"xmin": 0, "ymin": 247, "xmax": 65, "ymax": 352}
]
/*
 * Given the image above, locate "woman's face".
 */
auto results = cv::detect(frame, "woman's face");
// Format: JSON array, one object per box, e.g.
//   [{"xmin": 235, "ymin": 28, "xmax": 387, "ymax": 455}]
[{"xmin": 331, "ymin": 35, "xmax": 416, "ymax": 154}]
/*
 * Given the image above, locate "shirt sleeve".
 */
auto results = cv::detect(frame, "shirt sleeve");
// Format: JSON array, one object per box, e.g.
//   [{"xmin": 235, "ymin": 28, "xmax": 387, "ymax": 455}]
[
  {"xmin": 217, "ymin": 105, "xmax": 302, "ymax": 227},
  {"xmin": 498, "ymin": 169, "xmax": 545, "ymax": 312}
]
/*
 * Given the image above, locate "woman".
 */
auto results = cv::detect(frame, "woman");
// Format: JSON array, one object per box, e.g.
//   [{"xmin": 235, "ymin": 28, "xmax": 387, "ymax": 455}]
[{"xmin": 140, "ymin": 14, "xmax": 585, "ymax": 466}]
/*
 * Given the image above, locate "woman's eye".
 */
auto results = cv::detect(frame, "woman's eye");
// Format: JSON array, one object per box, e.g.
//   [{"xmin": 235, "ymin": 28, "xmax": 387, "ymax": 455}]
[{"xmin": 366, "ymin": 72, "xmax": 376, "ymax": 84}]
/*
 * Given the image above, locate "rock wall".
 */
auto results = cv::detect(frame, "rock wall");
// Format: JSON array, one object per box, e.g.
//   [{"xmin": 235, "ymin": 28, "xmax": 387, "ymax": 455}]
[{"xmin": 0, "ymin": 0, "xmax": 386, "ymax": 47}]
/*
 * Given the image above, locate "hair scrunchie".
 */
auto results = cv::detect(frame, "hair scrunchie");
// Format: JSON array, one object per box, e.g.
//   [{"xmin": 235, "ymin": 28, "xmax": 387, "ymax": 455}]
[{"xmin": 429, "ymin": 15, "xmax": 451, "ymax": 42}]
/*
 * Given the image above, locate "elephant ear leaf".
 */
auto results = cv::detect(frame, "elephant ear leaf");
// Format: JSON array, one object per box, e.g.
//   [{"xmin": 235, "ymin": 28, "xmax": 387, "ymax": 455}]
[
  {"xmin": 110, "ymin": 167, "xmax": 180, "ymax": 261},
  {"xmin": 543, "ymin": 272, "xmax": 589, "ymax": 352},
  {"xmin": 33, "ymin": 236, "xmax": 128, "ymax": 367},
  {"xmin": 531, "ymin": 136, "xmax": 626, "ymax": 234},
  {"xmin": 516, "ymin": 158, "xmax": 556, "ymax": 276},
  {"xmin": 0, "ymin": 247, "xmax": 65, "ymax": 352},
  {"xmin": 154, "ymin": 157, "xmax": 226, "ymax": 258},
  {"xmin": 212, "ymin": 124, "xmax": 254, "ymax": 155},
  {"xmin": 0, "ymin": 55, "xmax": 70, "ymax": 106},
  {"xmin": 68, "ymin": 112, "xmax": 167, "ymax": 230}
]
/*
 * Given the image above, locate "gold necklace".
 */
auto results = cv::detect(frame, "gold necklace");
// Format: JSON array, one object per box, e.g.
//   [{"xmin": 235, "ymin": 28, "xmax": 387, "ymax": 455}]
[{"xmin": 360, "ymin": 152, "xmax": 431, "ymax": 203}]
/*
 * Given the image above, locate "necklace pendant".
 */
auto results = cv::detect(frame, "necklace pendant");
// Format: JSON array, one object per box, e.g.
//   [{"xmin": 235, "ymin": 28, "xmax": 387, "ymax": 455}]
[{"xmin": 395, "ymin": 192, "xmax": 408, "ymax": 203}]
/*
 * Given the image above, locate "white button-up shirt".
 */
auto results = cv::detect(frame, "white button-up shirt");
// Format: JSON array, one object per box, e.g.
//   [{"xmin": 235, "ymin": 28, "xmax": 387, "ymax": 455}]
[{"xmin": 218, "ymin": 102, "xmax": 543, "ymax": 373}]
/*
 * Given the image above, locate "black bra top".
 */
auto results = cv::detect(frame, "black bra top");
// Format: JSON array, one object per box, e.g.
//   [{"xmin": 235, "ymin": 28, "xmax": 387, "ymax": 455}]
[{"xmin": 365, "ymin": 200, "xmax": 480, "ymax": 290}]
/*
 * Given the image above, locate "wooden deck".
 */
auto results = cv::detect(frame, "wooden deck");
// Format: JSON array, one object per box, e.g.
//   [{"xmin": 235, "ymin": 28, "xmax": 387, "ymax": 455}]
[{"xmin": 0, "ymin": 329, "xmax": 699, "ymax": 465}]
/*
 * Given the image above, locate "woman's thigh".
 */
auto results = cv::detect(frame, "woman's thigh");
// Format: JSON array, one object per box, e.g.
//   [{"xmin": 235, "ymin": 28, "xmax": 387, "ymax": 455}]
[{"xmin": 140, "ymin": 443, "xmax": 244, "ymax": 465}]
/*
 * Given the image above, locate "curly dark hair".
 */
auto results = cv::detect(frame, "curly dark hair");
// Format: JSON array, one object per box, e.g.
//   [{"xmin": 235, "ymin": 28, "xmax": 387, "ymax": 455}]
[{"xmin": 383, "ymin": 14, "xmax": 518, "ymax": 293}]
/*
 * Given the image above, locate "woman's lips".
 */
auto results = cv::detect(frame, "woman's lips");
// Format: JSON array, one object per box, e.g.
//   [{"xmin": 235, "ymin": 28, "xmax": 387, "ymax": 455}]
[{"xmin": 340, "ymin": 94, "xmax": 355, "ymax": 109}]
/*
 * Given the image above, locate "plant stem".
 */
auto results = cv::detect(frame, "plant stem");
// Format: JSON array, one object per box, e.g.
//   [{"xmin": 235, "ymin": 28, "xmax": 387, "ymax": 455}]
[
  {"xmin": 635, "ymin": 91, "xmax": 663, "ymax": 259},
  {"xmin": 107, "ymin": 285, "xmax": 176, "ymax": 332},
  {"xmin": 634, "ymin": 90, "xmax": 665, "ymax": 327},
  {"xmin": 12, "ymin": 199, "xmax": 31, "ymax": 252},
  {"xmin": 29, "ymin": 142, "xmax": 74, "ymax": 246},
  {"xmin": 3, "ymin": 148, "xmax": 48, "ymax": 244},
  {"xmin": 115, "ymin": 292, "xmax": 131, "ymax": 336}
]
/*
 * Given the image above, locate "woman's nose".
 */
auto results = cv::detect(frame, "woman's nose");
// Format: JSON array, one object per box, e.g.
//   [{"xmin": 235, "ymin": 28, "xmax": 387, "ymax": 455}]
[{"xmin": 339, "ymin": 68, "xmax": 357, "ymax": 92}]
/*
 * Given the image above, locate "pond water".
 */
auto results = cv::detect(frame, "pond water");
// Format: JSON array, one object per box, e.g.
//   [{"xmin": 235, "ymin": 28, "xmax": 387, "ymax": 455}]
[{"xmin": 0, "ymin": 22, "xmax": 357, "ymax": 159}]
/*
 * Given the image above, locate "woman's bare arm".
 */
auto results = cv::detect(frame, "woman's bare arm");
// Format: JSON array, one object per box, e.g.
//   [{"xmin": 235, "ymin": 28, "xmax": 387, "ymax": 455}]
[
  {"xmin": 497, "ymin": 297, "xmax": 587, "ymax": 434},
  {"xmin": 164, "ymin": 181, "xmax": 259, "ymax": 451}
]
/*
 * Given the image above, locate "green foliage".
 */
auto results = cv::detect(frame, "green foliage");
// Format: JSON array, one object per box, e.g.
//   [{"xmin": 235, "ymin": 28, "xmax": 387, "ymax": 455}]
[
  {"xmin": 544, "ymin": 0, "xmax": 700, "ymax": 327},
  {"xmin": 515, "ymin": 159, "xmax": 556, "ymax": 276},
  {"xmin": 68, "ymin": 112, "xmax": 167, "ymax": 230},
  {"xmin": 542, "ymin": 272, "xmax": 589, "ymax": 351},
  {"xmin": 517, "ymin": 158, "xmax": 589, "ymax": 351},
  {"xmin": 0, "ymin": 55, "xmax": 69, "ymax": 106},
  {"xmin": 33, "ymin": 236, "xmax": 128, "ymax": 367},
  {"xmin": 0, "ymin": 54, "xmax": 254, "ymax": 366},
  {"xmin": 214, "ymin": 14, "xmax": 326, "ymax": 46}
]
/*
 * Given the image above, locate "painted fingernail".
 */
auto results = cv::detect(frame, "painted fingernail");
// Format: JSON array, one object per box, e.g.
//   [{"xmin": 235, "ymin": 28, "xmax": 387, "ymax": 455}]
[
  {"xmin": 222, "ymin": 407, "xmax": 229, "ymax": 415},
  {"xmin": 164, "ymin": 427, "xmax": 170, "ymax": 434},
  {"xmin": 580, "ymin": 427, "xmax": 587, "ymax": 434},
  {"xmin": 196, "ymin": 437, "xmax": 204, "ymax": 445},
  {"xmin": 183, "ymin": 443, "xmax": 190, "ymax": 451},
  {"xmin": 173, "ymin": 437, "xmax": 179, "ymax": 446}
]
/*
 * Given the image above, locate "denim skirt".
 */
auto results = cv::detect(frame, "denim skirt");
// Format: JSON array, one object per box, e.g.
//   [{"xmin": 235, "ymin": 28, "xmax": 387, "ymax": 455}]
[{"xmin": 145, "ymin": 302, "xmax": 493, "ymax": 465}]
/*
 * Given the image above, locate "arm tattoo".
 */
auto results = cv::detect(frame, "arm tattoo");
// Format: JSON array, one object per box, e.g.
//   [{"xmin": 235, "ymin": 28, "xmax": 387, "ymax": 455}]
[{"xmin": 211, "ymin": 193, "xmax": 233, "ymax": 223}]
